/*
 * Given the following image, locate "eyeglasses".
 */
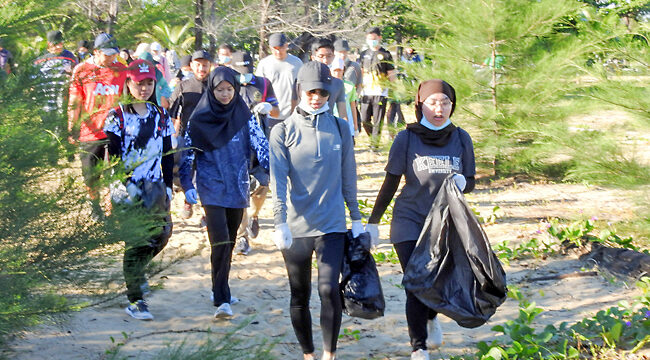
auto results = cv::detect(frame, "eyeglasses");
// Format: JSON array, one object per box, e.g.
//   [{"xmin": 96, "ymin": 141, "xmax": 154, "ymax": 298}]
[
  {"xmin": 307, "ymin": 89, "xmax": 330, "ymax": 97},
  {"xmin": 424, "ymin": 99, "xmax": 453, "ymax": 107}
]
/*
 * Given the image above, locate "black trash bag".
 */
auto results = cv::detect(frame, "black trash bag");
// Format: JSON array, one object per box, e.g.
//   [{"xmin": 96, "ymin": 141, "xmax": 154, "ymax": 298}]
[
  {"xmin": 402, "ymin": 176, "xmax": 507, "ymax": 328},
  {"xmin": 340, "ymin": 231, "xmax": 385, "ymax": 319}
]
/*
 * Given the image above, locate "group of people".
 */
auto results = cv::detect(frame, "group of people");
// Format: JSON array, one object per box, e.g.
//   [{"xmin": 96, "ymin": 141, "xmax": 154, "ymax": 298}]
[{"xmin": 26, "ymin": 25, "xmax": 475, "ymax": 360}]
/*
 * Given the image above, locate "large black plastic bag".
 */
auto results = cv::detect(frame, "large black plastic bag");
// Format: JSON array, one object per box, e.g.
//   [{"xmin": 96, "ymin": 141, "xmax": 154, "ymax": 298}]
[
  {"xmin": 402, "ymin": 176, "xmax": 507, "ymax": 328},
  {"xmin": 340, "ymin": 231, "xmax": 385, "ymax": 319}
]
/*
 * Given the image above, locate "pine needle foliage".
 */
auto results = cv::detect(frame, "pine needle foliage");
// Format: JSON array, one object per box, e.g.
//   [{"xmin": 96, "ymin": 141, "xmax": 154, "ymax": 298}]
[
  {"xmin": 0, "ymin": 59, "xmax": 167, "ymax": 345},
  {"xmin": 401, "ymin": 0, "xmax": 648, "ymax": 185}
]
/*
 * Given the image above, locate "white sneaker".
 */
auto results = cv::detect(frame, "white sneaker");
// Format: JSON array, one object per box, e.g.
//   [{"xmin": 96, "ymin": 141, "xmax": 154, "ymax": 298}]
[
  {"xmin": 411, "ymin": 349, "xmax": 430, "ymax": 360},
  {"xmin": 428, "ymin": 317, "xmax": 443, "ymax": 349},
  {"xmin": 210, "ymin": 293, "xmax": 239, "ymax": 304},
  {"xmin": 214, "ymin": 302, "xmax": 233, "ymax": 318}
]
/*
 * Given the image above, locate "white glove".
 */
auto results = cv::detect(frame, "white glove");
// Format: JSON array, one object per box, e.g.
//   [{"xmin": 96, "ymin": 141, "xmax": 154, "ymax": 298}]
[
  {"xmin": 365, "ymin": 223, "xmax": 379, "ymax": 248},
  {"xmin": 452, "ymin": 173, "xmax": 466, "ymax": 192},
  {"xmin": 253, "ymin": 102, "xmax": 273, "ymax": 115},
  {"xmin": 126, "ymin": 182, "xmax": 141, "ymax": 201},
  {"xmin": 273, "ymin": 223, "xmax": 293, "ymax": 250},
  {"xmin": 166, "ymin": 187, "xmax": 173, "ymax": 202},
  {"xmin": 109, "ymin": 180, "xmax": 129, "ymax": 203},
  {"xmin": 351, "ymin": 220, "xmax": 364, "ymax": 238},
  {"xmin": 354, "ymin": 129, "xmax": 360, "ymax": 137}
]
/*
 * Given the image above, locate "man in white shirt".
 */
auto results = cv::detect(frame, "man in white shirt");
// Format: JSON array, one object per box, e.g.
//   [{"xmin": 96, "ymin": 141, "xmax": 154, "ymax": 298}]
[{"xmin": 255, "ymin": 33, "xmax": 303, "ymax": 128}]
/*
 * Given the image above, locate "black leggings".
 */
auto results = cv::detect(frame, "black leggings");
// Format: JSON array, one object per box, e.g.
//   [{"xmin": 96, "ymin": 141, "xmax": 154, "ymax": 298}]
[
  {"xmin": 281, "ymin": 232, "xmax": 346, "ymax": 354},
  {"xmin": 394, "ymin": 240, "xmax": 438, "ymax": 351},
  {"xmin": 203, "ymin": 205, "xmax": 244, "ymax": 306}
]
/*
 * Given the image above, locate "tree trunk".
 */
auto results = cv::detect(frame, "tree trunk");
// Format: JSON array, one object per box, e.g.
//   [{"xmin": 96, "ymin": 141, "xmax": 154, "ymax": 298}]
[
  {"xmin": 490, "ymin": 39, "xmax": 497, "ymax": 111},
  {"xmin": 194, "ymin": 0, "xmax": 204, "ymax": 51},
  {"xmin": 208, "ymin": 0, "xmax": 216, "ymax": 54},
  {"xmin": 258, "ymin": 0, "xmax": 271, "ymax": 59},
  {"xmin": 106, "ymin": 0, "xmax": 119, "ymax": 34}
]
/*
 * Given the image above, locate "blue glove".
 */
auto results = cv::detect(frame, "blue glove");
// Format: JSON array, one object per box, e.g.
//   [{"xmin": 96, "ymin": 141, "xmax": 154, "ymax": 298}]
[
  {"xmin": 351, "ymin": 220, "xmax": 364, "ymax": 238},
  {"xmin": 185, "ymin": 188, "xmax": 198, "ymax": 204},
  {"xmin": 452, "ymin": 174, "xmax": 466, "ymax": 192}
]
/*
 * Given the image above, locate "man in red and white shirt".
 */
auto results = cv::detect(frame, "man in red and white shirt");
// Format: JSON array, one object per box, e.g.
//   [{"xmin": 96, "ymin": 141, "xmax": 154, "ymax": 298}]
[{"xmin": 68, "ymin": 33, "xmax": 127, "ymax": 193}]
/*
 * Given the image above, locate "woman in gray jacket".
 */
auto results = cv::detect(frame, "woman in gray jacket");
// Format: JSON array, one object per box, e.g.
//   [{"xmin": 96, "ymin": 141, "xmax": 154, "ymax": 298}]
[{"xmin": 269, "ymin": 61, "xmax": 364, "ymax": 360}]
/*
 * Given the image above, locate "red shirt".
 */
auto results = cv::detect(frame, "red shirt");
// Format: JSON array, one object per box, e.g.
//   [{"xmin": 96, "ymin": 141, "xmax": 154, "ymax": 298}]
[{"xmin": 69, "ymin": 60, "xmax": 126, "ymax": 142}]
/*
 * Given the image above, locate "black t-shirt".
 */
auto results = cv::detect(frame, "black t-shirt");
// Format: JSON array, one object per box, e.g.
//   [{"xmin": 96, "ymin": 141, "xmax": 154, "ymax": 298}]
[
  {"xmin": 169, "ymin": 77, "xmax": 207, "ymax": 136},
  {"xmin": 359, "ymin": 47, "xmax": 394, "ymax": 76}
]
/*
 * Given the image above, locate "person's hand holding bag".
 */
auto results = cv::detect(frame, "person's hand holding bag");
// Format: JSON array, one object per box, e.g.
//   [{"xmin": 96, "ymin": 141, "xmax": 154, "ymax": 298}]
[
  {"xmin": 365, "ymin": 223, "xmax": 379, "ymax": 248},
  {"xmin": 273, "ymin": 223, "xmax": 293, "ymax": 250},
  {"xmin": 351, "ymin": 220, "xmax": 364, "ymax": 238},
  {"xmin": 452, "ymin": 173, "xmax": 466, "ymax": 192}
]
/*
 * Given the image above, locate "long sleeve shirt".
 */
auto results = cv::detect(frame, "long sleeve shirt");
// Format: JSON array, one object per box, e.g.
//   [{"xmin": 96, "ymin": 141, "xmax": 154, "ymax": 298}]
[
  {"xmin": 178, "ymin": 114, "xmax": 269, "ymax": 208},
  {"xmin": 270, "ymin": 109, "xmax": 361, "ymax": 237}
]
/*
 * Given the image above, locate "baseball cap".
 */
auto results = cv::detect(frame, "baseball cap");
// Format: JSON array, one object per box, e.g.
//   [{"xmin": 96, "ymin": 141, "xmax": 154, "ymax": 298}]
[
  {"xmin": 231, "ymin": 51, "xmax": 254, "ymax": 74},
  {"xmin": 94, "ymin": 33, "xmax": 119, "ymax": 55},
  {"xmin": 150, "ymin": 42, "xmax": 162, "ymax": 52},
  {"xmin": 297, "ymin": 61, "xmax": 332, "ymax": 92},
  {"xmin": 77, "ymin": 40, "xmax": 90, "ymax": 49},
  {"xmin": 334, "ymin": 39, "xmax": 350, "ymax": 52},
  {"xmin": 126, "ymin": 59, "xmax": 156, "ymax": 82},
  {"xmin": 269, "ymin": 33, "xmax": 287, "ymax": 48},
  {"xmin": 191, "ymin": 50, "xmax": 213, "ymax": 62},
  {"xmin": 46, "ymin": 30, "xmax": 63, "ymax": 44}
]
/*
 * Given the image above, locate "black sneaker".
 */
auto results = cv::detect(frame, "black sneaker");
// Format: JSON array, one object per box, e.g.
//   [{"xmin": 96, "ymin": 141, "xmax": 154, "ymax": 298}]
[
  {"xmin": 247, "ymin": 217, "xmax": 260, "ymax": 239},
  {"xmin": 234, "ymin": 237, "xmax": 251, "ymax": 255}
]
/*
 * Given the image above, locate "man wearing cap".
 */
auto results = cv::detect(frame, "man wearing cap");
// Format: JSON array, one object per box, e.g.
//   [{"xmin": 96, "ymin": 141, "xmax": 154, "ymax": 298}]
[
  {"xmin": 168, "ymin": 49, "xmax": 212, "ymax": 219},
  {"xmin": 34, "ymin": 30, "xmax": 78, "ymax": 115},
  {"xmin": 230, "ymin": 50, "xmax": 279, "ymax": 255},
  {"xmin": 334, "ymin": 38, "xmax": 362, "ymax": 93},
  {"xmin": 359, "ymin": 26, "xmax": 396, "ymax": 143},
  {"xmin": 68, "ymin": 32, "xmax": 127, "ymax": 198},
  {"xmin": 77, "ymin": 40, "xmax": 91, "ymax": 62},
  {"xmin": 149, "ymin": 42, "xmax": 172, "ymax": 82},
  {"xmin": 310, "ymin": 39, "xmax": 348, "ymax": 122},
  {"xmin": 255, "ymin": 33, "xmax": 303, "ymax": 128},
  {"xmin": 0, "ymin": 38, "xmax": 13, "ymax": 75}
]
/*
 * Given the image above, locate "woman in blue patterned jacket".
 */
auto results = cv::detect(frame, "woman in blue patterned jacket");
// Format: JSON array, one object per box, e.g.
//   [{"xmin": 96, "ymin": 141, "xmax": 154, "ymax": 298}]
[{"xmin": 179, "ymin": 66, "xmax": 269, "ymax": 318}]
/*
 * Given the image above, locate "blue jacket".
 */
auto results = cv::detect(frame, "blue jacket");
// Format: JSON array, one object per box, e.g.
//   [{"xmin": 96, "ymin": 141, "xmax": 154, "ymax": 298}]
[{"xmin": 179, "ymin": 115, "xmax": 269, "ymax": 208}]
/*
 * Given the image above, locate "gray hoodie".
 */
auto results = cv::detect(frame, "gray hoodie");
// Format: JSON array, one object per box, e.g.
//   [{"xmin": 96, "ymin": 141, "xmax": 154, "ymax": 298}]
[{"xmin": 270, "ymin": 109, "xmax": 361, "ymax": 238}]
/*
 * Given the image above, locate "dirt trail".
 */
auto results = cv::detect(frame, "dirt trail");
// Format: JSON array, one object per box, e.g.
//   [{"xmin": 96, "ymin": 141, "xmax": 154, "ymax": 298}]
[{"xmin": 8, "ymin": 137, "xmax": 648, "ymax": 360}]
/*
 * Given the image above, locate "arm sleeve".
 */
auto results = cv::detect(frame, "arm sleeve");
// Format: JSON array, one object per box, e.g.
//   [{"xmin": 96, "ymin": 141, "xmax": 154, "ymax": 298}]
[
  {"xmin": 270, "ymin": 123, "xmax": 290, "ymax": 225},
  {"xmin": 459, "ymin": 128, "xmax": 476, "ymax": 193},
  {"xmin": 168, "ymin": 83, "xmax": 183, "ymax": 118},
  {"xmin": 263, "ymin": 78, "xmax": 279, "ymax": 107},
  {"xmin": 162, "ymin": 135, "xmax": 173, "ymax": 188},
  {"xmin": 368, "ymin": 172, "xmax": 401, "ymax": 224},
  {"xmin": 248, "ymin": 115, "xmax": 270, "ymax": 170},
  {"xmin": 338, "ymin": 117, "xmax": 361, "ymax": 221},
  {"xmin": 178, "ymin": 128, "xmax": 195, "ymax": 192},
  {"xmin": 103, "ymin": 109, "xmax": 122, "ymax": 157}
]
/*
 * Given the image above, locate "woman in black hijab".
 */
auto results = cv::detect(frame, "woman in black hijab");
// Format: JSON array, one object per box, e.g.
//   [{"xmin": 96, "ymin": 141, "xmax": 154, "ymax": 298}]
[
  {"xmin": 178, "ymin": 66, "xmax": 269, "ymax": 318},
  {"xmin": 365, "ymin": 80, "xmax": 476, "ymax": 360}
]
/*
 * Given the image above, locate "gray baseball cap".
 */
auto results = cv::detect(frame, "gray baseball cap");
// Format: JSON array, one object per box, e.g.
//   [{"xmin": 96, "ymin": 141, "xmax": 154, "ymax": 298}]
[
  {"xmin": 269, "ymin": 33, "xmax": 287, "ymax": 47},
  {"xmin": 297, "ymin": 61, "xmax": 332, "ymax": 92},
  {"xmin": 231, "ymin": 51, "xmax": 254, "ymax": 74},
  {"xmin": 94, "ymin": 33, "xmax": 118, "ymax": 55},
  {"xmin": 46, "ymin": 30, "xmax": 63, "ymax": 44},
  {"xmin": 334, "ymin": 39, "xmax": 350, "ymax": 52}
]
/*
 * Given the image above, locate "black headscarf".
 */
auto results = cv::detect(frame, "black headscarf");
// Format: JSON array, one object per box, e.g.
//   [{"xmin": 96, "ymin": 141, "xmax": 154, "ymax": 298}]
[
  {"xmin": 407, "ymin": 79, "xmax": 457, "ymax": 147},
  {"xmin": 188, "ymin": 66, "xmax": 251, "ymax": 151}
]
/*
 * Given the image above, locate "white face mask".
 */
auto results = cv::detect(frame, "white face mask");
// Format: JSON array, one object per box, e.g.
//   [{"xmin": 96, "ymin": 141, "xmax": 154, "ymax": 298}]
[
  {"xmin": 367, "ymin": 39, "xmax": 380, "ymax": 49},
  {"xmin": 238, "ymin": 73, "xmax": 253, "ymax": 84}
]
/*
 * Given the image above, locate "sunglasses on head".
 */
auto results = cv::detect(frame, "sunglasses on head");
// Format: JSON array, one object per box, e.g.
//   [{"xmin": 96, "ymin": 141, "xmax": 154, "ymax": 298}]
[{"xmin": 307, "ymin": 89, "xmax": 329, "ymax": 97}]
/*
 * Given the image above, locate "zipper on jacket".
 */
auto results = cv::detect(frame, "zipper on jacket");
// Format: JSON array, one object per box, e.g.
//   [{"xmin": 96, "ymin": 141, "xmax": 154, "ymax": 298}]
[{"xmin": 315, "ymin": 114, "xmax": 321, "ymax": 159}]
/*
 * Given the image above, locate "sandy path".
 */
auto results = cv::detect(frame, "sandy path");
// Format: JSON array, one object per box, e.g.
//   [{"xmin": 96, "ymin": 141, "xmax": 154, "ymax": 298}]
[{"xmin": 8, "ymin": 143, "xmax": 647, "ymax": 360}]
